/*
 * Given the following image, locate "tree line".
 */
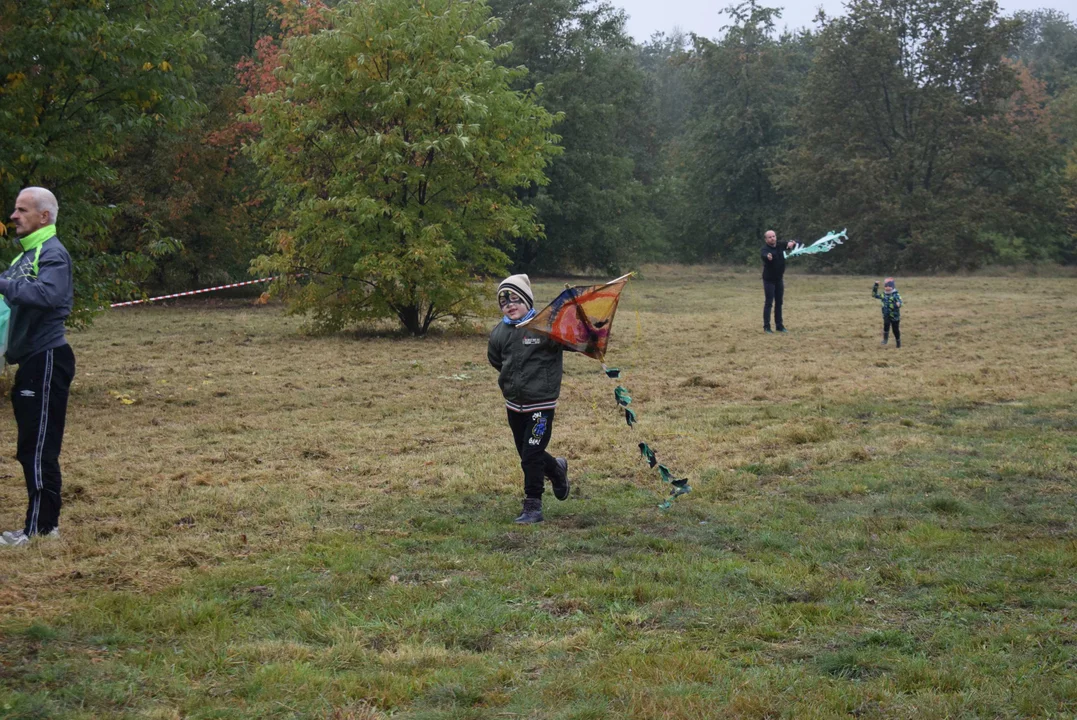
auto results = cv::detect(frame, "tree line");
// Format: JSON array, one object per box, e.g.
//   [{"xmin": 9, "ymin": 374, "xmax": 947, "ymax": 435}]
[{"xmin": 1, "ymin": 0, "xmax": 1074, "ymax": 332}]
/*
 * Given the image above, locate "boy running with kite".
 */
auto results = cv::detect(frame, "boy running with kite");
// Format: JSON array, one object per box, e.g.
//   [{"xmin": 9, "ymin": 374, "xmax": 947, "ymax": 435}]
[
  {"xmin": 493, "ymin": 271, "xmax": 690, "ymax": 513},
  {"xmin": 487, "ymin": 274, "xmax": 570, "ymax": 524}
]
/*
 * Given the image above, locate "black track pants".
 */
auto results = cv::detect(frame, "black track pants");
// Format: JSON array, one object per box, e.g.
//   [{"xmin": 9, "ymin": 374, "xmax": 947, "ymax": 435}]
[
  {"xmin": 11, "ymin": 345, "xmax": 75, "ymax": 536},
  {"xmin": 763, "ymin": 279, "xmax": 785, "ymax": 331},
  {"xmin": 507, "ymin": 408, "xmax": 560, "ymax": 499}
]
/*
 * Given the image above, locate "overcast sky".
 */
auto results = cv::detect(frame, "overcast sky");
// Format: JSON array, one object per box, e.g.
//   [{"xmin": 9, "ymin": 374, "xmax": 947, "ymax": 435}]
[{"xmin": 612, "ymin": 0, "xmax": 1072, "ymax": 42}]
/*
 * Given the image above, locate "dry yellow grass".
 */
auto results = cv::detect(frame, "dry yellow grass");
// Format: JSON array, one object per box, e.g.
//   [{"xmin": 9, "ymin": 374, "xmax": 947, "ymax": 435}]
[
  {"xmin": 2, "ymin": 267, "xmax": 1077, "ymax": 718},
  {"xmin": 0, "ymin": 266, "xmax": 1074, "ymax": 624}
]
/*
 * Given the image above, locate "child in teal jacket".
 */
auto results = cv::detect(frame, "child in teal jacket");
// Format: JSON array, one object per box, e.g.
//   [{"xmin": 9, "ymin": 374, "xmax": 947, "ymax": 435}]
[{"xmin": 872, "ymin": 277, "xmax": 903, "ymax": 348}]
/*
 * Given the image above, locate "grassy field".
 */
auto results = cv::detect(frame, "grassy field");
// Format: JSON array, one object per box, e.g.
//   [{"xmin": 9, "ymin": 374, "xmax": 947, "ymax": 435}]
[{"xmin": 1, "ymin": 267, "xmax": 1076, "ymax": 719}]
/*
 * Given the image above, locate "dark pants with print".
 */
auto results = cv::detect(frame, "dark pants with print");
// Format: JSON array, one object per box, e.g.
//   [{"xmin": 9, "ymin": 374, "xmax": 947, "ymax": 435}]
[
  {"xmin": 11, "ymin": 345, "xmax": 75, "ymax": 536},
  {"xmin": 507, "ymin": 408, "xmax": 560, "ymax": 499},
  {"xmin": 883, "ymin": 317, "xmax": 901, "ymax": 344},
  {"xmin": 763, "ymin": 279, "xmax": 784, "ymax": 331}
]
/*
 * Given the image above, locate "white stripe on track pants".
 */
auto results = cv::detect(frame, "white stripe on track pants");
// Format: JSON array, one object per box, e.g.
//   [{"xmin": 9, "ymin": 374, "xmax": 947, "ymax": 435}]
[{"xmin": 12, "ymin": 344, "xmax": 75, "ymax": 536}]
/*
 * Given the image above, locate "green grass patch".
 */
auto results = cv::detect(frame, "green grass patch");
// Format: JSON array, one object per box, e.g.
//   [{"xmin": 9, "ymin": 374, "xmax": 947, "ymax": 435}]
[{"xmin": 2, "ymin": 271, "xmax": 1076, "ymax": 718}]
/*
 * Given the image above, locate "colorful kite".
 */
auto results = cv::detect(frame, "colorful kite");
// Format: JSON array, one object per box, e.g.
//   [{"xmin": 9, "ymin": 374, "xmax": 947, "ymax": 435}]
[
  {"xmin": 521, "ymin": 273, "xmax": 631, "ymax": 361},
  {"xmin": 522, "ymin": 274, "xmax": 692, "ymax": 508},
  {"xmin": 784, "ymin": 229, "xmax": 848, "ymax": 259}
]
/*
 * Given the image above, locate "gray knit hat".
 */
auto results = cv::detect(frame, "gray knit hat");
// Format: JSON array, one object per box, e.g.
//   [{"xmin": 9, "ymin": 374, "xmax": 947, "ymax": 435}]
[{"xmin": 497, "ymin": 274, "xmax": 534, "ymax": 311}]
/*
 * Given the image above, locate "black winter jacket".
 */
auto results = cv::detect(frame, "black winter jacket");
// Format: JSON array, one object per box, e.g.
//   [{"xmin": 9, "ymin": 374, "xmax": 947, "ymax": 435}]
[
  {"xmin": 488, "ymin": 319, "xmax": 563, "ymax": 412},
  {"xmin": 761, "ymin": 242, "xmax": 786, "ymax": 282}
]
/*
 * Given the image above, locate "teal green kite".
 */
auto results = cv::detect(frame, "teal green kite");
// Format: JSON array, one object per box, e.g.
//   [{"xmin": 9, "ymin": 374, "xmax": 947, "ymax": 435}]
[{"xmin": 784, "ymin": 229, "xmax": 848, "ymax": 259}]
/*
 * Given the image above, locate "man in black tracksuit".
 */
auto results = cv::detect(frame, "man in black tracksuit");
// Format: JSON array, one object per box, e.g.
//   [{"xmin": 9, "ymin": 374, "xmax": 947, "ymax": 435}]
[
  {"xmin": 0, "ymin": 187, "xmax": 75, "ymax": 547},
  {"xmin": 760, "ymin": 229, "xmax": 798, "ymax": 333}
]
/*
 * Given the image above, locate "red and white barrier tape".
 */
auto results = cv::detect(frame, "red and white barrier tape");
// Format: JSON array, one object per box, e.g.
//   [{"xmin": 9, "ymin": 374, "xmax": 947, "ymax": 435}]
[{"xmin": 109, "ymin": 276, "xmax": 281, "ymax": 308}]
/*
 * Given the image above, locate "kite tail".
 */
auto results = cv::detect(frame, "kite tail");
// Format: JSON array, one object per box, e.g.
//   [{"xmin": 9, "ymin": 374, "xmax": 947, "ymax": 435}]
[{"xmin": 602, "ymin": 363, "xmax": 692, "ymax": 509}]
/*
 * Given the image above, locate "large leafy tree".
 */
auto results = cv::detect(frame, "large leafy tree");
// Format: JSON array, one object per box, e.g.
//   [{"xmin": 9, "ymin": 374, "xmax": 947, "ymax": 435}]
[
  {"xmin": 777, "ymin": 0, "xmax": 1065, "ymax": 271},
  {"xmin": 1009, "ymin": 10, "xmax": 1077, "ymax": 97},
  {"xmin": 636, "ymin": 31, "xmax": 693, "ymax": 185},
  {"xmin": 1050, "ymin": 76, "xmax": 1077, "ymax": 262},
  {"xmin": 676, "ymin": 2, "xmax": 812, "ymax": 262},
  {"xmin": 489, "ymin": 0, "xmax": 661, "ymax": 273},
  {"xmin": 0, "ymin": 0, "xmax": 207, "ymax": 320},
  {"xmin": 248, "ymin": 0, "xmax": 559, "ymax": 335},
  {"xmin": 104, "ymin": 1, "xmax": 291, "ymax": 292},
  {"xmin": 1010, "ymin": 10, "xmax": 1077, "ymax": 262},
  {"xmin": 636, "ymin": 31, "xmax": 695, "ymax": 259}
]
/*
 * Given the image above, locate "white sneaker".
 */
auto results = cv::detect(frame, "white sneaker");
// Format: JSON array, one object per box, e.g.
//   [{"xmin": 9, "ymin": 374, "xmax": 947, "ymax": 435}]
[
  {"xmin": 0, "ymin": 530, "xmax": 28, "ymax": 547},
  {"xmin": 0, "ymin": 528, "xmax": 59, "ymax": 547}
]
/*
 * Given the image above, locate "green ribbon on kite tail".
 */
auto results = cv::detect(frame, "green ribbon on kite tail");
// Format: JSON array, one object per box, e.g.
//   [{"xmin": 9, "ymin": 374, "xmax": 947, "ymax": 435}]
[
  {"xmin": 597, "ymin": 339, "xmax": 691, "ymax": 505},
  {"xmin": 522, "ymin": 273, "xmax": 693, "ymax": 509},
  {"xmin": 784, "ymin": 229, "xmax": 848, "ymax": 259},
  {"xmin": 614, "ymin": 381, "xmax": 691, "ymax": 507},
  {"xmin": 639, "ymin": 442, "xmax": 657, "ymax": 468}
]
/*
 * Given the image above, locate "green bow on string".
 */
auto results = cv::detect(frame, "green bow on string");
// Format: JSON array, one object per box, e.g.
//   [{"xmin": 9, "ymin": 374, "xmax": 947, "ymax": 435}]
[
  {"xmin": 517, "ymin": 275, "xmax": 692, "ymax": 509},
  {"xmin": 638, "ymin": 442, "xmax": 657, "ymax": 468},
  {"xmin": 607, "ymin": 372, "xmax": 688, "ymax": 505}
]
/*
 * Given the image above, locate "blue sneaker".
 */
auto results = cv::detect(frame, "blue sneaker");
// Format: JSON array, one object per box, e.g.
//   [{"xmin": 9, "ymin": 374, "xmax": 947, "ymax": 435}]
[{"xmin": 764, "ymin": 328, "xmax": 774, "ymax": 334}]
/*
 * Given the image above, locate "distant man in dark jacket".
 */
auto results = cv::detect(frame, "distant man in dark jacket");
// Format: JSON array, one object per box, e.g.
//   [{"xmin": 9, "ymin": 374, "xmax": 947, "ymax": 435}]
[
  {"xmin": 760, "ymin": 229, "xmax": 798, "ymax": 333},
  {"xmin": 0, "ymin": 187, "xmax": 75, "ymax": 548}
]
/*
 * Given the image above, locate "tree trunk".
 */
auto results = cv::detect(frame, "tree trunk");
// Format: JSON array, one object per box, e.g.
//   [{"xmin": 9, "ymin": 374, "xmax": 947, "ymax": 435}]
[{"xmin": 398, "ymin": 304, "xmax": 424, "ymax": 336}]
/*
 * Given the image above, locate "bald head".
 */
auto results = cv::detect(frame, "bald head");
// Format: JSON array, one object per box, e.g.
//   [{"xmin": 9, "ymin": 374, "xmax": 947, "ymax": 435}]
[
  {"xmin": 764, "ymin": 229, "xmax": 777, "ymax": 247},
  {"xmin": 11, "ymin": 187, "xmax": 58, "ymax": 237}
]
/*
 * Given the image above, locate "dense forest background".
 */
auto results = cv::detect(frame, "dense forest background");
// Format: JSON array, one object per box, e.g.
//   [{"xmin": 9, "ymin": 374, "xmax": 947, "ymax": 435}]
[{"xmin": 1, "ymin": 0, "xmax": 1075, "ymax": 321}]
